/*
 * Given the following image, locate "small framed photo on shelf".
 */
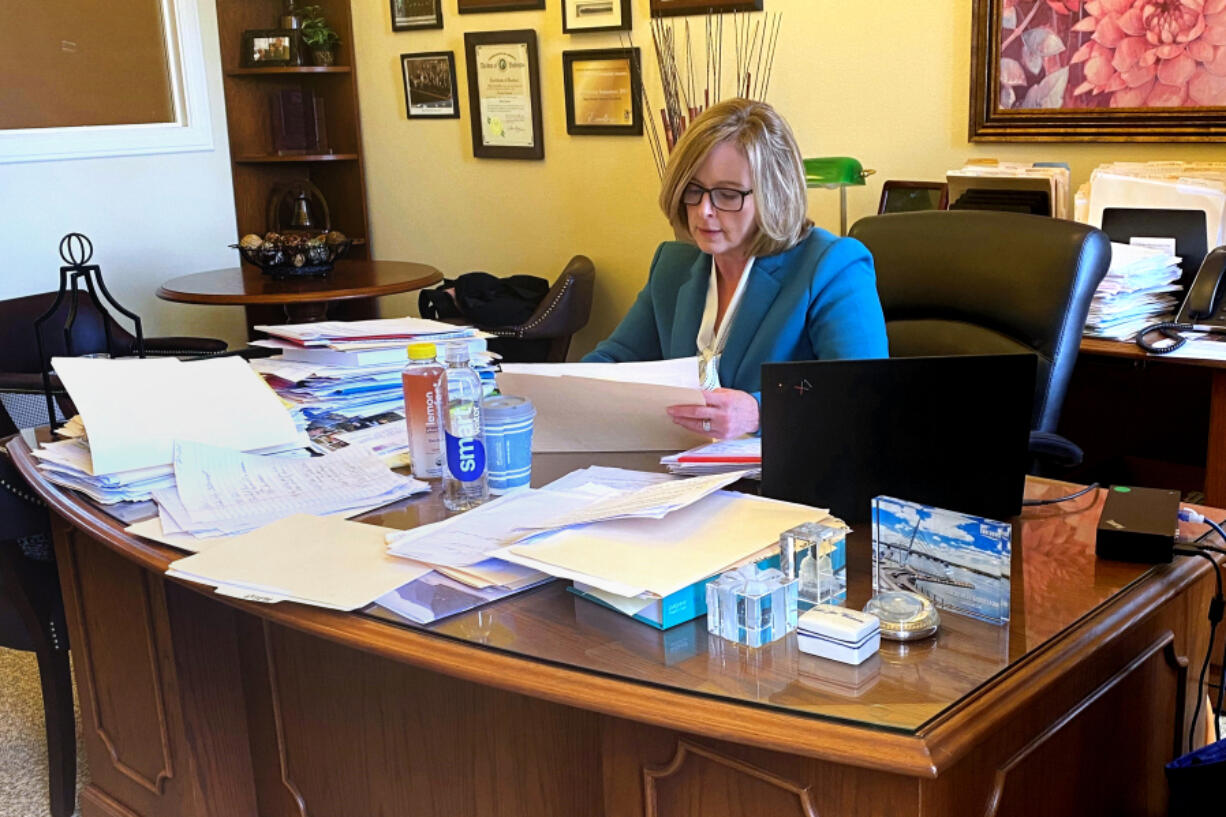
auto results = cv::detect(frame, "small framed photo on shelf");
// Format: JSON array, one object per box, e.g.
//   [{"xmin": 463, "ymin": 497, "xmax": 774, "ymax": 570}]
[
  {"xmin": 241, "ymin": 29, "xmax": 301, "ymax": 68},
  {"xmin": 562, "ymin": 0, "xmax": 631, "ymax": 33},
  {"xmin": 458, "ymin": 0, "xmax": 544, "ymax": 13},
  {"xmin": 391, "ymin": 0, "xmax": 443, "ymax": 31},
  {"xmin": 402, "ymin": 52, "xmax": 460, "ymax": 119},
  {"xmin": 562, "ymin": 48, "xmax": 642, "ymax": 136},
  {"xmin": 464, "ymin": 30, "xmax": 544, "ymax": 159},
  {"xmin": 649, "ymin": 0, "xmax": 762, "ymax": 17}
]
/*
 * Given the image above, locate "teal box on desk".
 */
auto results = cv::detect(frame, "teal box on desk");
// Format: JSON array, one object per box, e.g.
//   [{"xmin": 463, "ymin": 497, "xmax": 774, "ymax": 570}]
[{"xmin": 569, "ymin": 554, "xmax": 779, "ymax": 630}]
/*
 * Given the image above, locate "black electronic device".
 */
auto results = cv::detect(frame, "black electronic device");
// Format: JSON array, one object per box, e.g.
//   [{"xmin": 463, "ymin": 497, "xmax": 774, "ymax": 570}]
[
  {"xmin": 760, "ymin": 354, "xmax": 1035, "ymax": 523},
  {"xmin": 1173, "ymin": 246, "xmax": 1226, "ymax": 328},
  {"xmin": 1101, "ymin": 207, "xmax": 1208, "ymax": 288},
  {"xmin": 1094, "ymin": 485, "xmax": 1180, "ymax": 564}
]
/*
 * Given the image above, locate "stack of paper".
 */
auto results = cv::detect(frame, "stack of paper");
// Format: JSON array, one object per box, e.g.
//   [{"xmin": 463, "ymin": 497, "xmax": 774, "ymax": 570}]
[
  {"xmin": 149, "ymin": 440, "xmax": 428, "ymax": 538},
  {"xmin": 165, "ymin": 515, "xmax": 433, "ymax": 610},
  {"xmin": 1077, "ymin": 162, "xmax": 1226, "ymax": 248},
  {"xmin": 947, "ymin": 160, "xmax": 1071, "ymax": 219},
  {"xmin": 496, "ymin": 358, "xmax": 708, "ymax": 452},
  {"xmin": 1084, "ymin": 242, "xmax": 1184, "ymax": 340},
  {"xmin": 661, "ymin": 437, "xmax": 761, "ymax": 477},
  {"xmin": 32, "ymin": 356, "xmax": 307, "ymax": 502}
]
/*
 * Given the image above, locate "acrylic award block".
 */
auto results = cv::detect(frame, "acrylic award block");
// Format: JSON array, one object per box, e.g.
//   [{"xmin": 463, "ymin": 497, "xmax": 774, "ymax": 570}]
[
  {"xmin": 705, "ymin": 565, "xmax": 798, "ymax": 648},
  {"xmin": 780, "ymin": 520, "xmax": 848, "ymax": 610},
  {"xmin": 871, "ymin": 496, "xmax": 1012, "ymax": 624}
]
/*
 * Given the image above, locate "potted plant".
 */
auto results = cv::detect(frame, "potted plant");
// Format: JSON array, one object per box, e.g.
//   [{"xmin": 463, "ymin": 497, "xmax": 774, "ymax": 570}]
[{"xmin": 299, "ymin": 5, "xmax": 340, "ymax": 66}]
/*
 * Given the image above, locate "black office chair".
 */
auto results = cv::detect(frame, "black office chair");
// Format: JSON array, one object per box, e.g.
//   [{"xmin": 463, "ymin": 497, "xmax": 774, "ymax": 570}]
[
  {"xmin": 849, "ymin": 210, "xmax": 1112, "ymax": 468},
  {"xmin": 0, "ymin": 429, "xmax": 74, "ymax": 817}
]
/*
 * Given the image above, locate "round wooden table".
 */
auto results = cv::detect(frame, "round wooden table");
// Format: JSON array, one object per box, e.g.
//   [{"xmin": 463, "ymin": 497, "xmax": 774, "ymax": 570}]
[{"xmin": 157, "ymin": 259, "xmax": 443, "ymax": 334}]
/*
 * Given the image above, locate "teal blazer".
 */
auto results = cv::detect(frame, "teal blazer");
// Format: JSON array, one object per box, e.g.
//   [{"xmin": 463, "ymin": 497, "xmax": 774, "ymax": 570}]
[{"xmin": 582, "ymin": 227, "xmax": 888, "ymax": 403}]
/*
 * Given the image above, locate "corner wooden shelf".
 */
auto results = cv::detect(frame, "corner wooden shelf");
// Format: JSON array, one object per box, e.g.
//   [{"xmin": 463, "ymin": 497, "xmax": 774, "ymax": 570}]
[{"xmin": 216, "ymin": 0, "xmax": 370, "ymax": 260}]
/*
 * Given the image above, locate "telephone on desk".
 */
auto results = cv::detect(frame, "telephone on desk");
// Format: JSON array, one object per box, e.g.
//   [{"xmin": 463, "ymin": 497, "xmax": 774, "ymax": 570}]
[{"xmin": 1137, "ymin": 246, "xmax": 1226, "ymax": 354}]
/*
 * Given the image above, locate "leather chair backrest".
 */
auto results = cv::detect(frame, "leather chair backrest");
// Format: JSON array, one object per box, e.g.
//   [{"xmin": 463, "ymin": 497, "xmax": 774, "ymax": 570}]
[
  {"xmin": 0, "ymin": 291, "xmax": 136, "ymax": 375},
  {"xmin": 519, "ymin": 255, "xmax": 595, "ymax": 339},
  {"xmin": 849, "ymin": 211, "xmax": 1111, "ymax": 433}
]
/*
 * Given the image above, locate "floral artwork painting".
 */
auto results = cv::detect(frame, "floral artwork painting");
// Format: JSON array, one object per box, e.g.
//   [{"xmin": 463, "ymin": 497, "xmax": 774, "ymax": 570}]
[
  {"xmin": 1000, "ymin": 0, "xmax": 1226, "ymax": 110},
  {"xmin": 971, "ymin": 0, "xmax": 1226, "ymax": 140}
]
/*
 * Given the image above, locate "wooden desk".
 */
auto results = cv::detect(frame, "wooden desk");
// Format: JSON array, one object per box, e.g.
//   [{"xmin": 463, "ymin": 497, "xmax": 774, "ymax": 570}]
[
  {"xmin": 1077, "ymin": 338, "xmax": 1226, "ymax": 505},
  {"xmin": 157, "ymin": 259, "xmax": 443, "ymax": 339},
  {"xmin": 8, "ymin": 439, "xmax": 1218, "ymax": 817}
]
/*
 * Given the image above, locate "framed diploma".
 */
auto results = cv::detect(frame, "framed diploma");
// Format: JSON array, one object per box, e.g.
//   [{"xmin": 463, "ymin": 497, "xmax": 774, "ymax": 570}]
[
  {"xmin": 464, "ymin": 30, "xmax": 544, "ymax": 160},
  {"xmin": 458, "ymin": 0, "xmax": 545, "ymax": 13},
  {"xmin": 402, "ymin": 51, "xmax": 459, "ymax": 119},
  {"xmin": 562, "ymin": 0, "xmax": 631, "ymax": 33},
  {"xmin": 390, "ymin": 0, "xmax": 443, "ymax": 31},
  {"xmin": 649, "ymin": 0, "xmax": 762, "ymax": 17},
  {"xmin": 562, "ymin": 48, "xmax": 642, "ymax": 136}
]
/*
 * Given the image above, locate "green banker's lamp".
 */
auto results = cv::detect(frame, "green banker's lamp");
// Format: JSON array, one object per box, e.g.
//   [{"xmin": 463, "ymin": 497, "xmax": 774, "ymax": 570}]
[{"xmin": 804, "ymin": 157, "xmax": 875, "ymax": 236}]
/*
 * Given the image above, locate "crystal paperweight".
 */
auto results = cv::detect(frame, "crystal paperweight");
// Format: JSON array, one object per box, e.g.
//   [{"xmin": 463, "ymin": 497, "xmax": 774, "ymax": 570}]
[
  {"xmin": 779, "ymin": 519, "xmax": 849, "ymax": 610},
  {"xmin": 705, "ymin": 565, "xmax": 798, "ymax": 648}
]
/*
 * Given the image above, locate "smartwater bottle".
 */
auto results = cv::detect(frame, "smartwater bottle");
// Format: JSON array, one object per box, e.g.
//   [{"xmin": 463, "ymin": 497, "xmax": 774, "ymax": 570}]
[
  {"xmin": 402, "ymin": 342, "xmax": 445, "ymax": 479},
  {"xmin": 442, "ymin": 343, "xmax": 489, "ymax": 511}
]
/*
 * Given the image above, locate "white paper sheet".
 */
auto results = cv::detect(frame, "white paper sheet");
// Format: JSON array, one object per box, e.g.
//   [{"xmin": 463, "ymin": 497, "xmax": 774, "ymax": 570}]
[
  {"xmin": 499, "ymin": 357, "xmax": 702, "ymax": 388},
  {"xmin": 496, "ymin": 491, "xmax": 824, "ymax": 598},
  {"xmin": 51, "ymin": 356, "xmax": 302, "ymax": 475},
  {"xmin": 164, "ymin": 514, "xmax": 433, "ymax": 611},
  {"xmin": 513, "ymin": 469, "xmax": 750, "ymax": 533},
  {"xmin": 495, "ymin": 370, "xmax": 708, "ymax": 452},
  {"xmin": 170, "ymin": 441, "xmax": 427, "ymax": 533}
]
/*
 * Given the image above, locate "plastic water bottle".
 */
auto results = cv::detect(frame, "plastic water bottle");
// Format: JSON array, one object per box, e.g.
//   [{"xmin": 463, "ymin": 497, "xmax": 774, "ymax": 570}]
[
  {"xmin": 401, "ymin": 342, "xmax": 445, "ymax": 479},
  {"xmin": 441, "ymin": 343, "xmax": 489, "ymax": 511}
]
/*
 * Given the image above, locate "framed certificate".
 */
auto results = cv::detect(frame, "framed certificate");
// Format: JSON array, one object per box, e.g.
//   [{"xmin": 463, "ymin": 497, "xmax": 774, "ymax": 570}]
[
  {"xmin": 562, "ymin": 0, "xmax": 631, "ymax": 33},
  {"xmin": 464, "ymin": 30, "xmax": 544, "ymax": 159},
  {"xmin": 562, "ymin": 48, "xmax": 642, "ymax": 136}
]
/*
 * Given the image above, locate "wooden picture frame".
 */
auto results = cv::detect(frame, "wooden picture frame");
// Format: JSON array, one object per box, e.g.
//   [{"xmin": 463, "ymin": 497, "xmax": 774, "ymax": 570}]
[
  {"xmin": 458, "ymin": 0, "xmax": 545, "ymax": 13},
  {"xmin": 402, "ymin": 51, "xmax": 460, "ymax": 119},
  {"xmin": 649, "ymin": 0, "xmax": 762, "ymax": 18},
  {"xmin": 970, "ymin": 0, "xmax": 1226, "ymax": 142},
  {"xmin": 241, "ymin": 29, "xmax": 301, "ymax": 68},
  {"xmin": 391, "ymin": 0, "xmax": 443, "ymax": 31},
  {"xmin": 562, "ymin": 0, "xmax": 632, "ymax": 33},
  {"xmin": 464, "ymin": 30, "xmax": 544, "ymax": 159},
  {"xmin": 562, "ymin": 48, "xmax": 642, "ymax": 136}
]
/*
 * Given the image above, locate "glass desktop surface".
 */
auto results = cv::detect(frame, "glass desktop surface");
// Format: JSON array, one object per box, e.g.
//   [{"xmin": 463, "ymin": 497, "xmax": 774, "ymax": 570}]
[{"xmin": 354, "ymin": 452, "xmax": 1160, "ymax": 735}]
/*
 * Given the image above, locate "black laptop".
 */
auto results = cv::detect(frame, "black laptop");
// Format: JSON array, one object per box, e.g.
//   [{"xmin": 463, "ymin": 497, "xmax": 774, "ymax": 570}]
[{"xmin": 760, "ymin": 354, "xmax": 1036, "ymax": 523}]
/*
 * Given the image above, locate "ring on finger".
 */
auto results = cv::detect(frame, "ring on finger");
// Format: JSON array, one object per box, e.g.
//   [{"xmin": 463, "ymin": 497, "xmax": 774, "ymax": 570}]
[{"xmin": 701, "ymin": 419, "xmax": 711, "ymax": 433}]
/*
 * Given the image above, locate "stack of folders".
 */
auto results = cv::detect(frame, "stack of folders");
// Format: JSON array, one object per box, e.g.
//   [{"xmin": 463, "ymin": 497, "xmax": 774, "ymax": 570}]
[
  {"xmin": 947, "ymin": 160, "xmax": 1071, "ymax": 219},
  {"xmin": 1084, "ymin": 242, "xmax": 1184, "ymax": 340},
  {"xmin": 1077, "ymin": 161, "xmax": 1226, "ymax": 245},
  {"xmin": 249, "ymin": 317, "xmax": 498, "ymax": 460},
  {"xmin": 385, "ymin": 466, "xmax": 824, "ymax": 629},
  {"xmin": 661, "ymin": 437, "xmax": 761, "ymax": 477},
  {"xmin": 30, "ymin": 357, "xmax": 309, "ymax": 504}
]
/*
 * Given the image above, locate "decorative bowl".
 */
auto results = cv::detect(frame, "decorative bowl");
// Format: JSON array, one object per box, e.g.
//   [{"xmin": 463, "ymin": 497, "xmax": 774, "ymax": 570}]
[{"xmin": 231, "ymin": 232, "xmax": 351, "ymax": 278}]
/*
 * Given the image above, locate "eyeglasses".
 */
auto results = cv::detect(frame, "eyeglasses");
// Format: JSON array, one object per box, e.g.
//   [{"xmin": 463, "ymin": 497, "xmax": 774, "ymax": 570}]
[{"xmin": 681, "ymin": 182, "xmax": 754, "ymax": 213}]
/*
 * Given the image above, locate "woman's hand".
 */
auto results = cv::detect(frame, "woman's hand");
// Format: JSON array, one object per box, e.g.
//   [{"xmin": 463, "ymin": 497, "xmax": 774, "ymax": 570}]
[{"xmin": 666, "ymin": 388, "xmax": 760, "ymax": 439}]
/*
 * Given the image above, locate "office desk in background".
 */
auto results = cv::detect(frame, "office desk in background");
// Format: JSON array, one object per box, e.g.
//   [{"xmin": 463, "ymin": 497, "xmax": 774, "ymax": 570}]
[
  {"xmin": 7, "ymin": 437, "xmax": 1218, "ymax": 817},
  {"xmin": 157, "ymin": 259, "xmax": 443, "ymax": 340},
  {"xmin": 1073, "ymin": 338, "xmax": 1226, "ymax": 506}
]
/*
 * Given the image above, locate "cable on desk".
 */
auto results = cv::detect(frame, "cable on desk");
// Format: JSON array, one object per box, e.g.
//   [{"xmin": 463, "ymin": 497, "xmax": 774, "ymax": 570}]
[
  {"xmin": 1022, "ymin": 482, "xmax": 1099, "ymax": 507},
  {"xmin": 1176, "ymin": 510, "xmax": 1226, "ymax": 749},
  {"xmin": 1136, "ymin": 322, "xmax": 1193, "ymax": 354}
]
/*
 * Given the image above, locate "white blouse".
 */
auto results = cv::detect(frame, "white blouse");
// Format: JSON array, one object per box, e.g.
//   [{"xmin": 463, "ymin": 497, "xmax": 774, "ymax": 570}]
[{"xmin": 696, "ymin": 256, "xmax": 755, "ymax": 390}]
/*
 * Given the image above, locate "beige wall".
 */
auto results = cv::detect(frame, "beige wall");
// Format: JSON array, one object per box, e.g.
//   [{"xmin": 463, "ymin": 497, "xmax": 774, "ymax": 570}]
[{"xmin": 353, "ymin": 0, "xmax": 1225, "ymax": 358}]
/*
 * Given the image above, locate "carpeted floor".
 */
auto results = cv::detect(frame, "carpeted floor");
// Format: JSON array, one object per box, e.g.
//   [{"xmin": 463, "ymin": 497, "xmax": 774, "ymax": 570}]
[{"xmin": 0, "ymin": 647, "xmax": 87, "ymax": 817}]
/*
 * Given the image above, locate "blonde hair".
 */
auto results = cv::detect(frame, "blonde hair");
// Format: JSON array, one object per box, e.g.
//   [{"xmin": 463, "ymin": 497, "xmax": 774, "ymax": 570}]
[{"xmin": 658, "ymin": 98, "xmax": 811, "ymax": 258}]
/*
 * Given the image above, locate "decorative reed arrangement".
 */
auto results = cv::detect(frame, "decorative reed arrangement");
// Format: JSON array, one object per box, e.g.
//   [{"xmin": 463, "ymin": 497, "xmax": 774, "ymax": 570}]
[{"xmin": 625, "ymin": 11, "xmax": 782, "ymax": 176}]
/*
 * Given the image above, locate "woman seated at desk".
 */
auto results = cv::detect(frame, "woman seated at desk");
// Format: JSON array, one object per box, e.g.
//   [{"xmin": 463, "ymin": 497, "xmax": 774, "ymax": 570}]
[{"xmin": 583, "ymin": 99, "xmax": 888, "ymax": 439}]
